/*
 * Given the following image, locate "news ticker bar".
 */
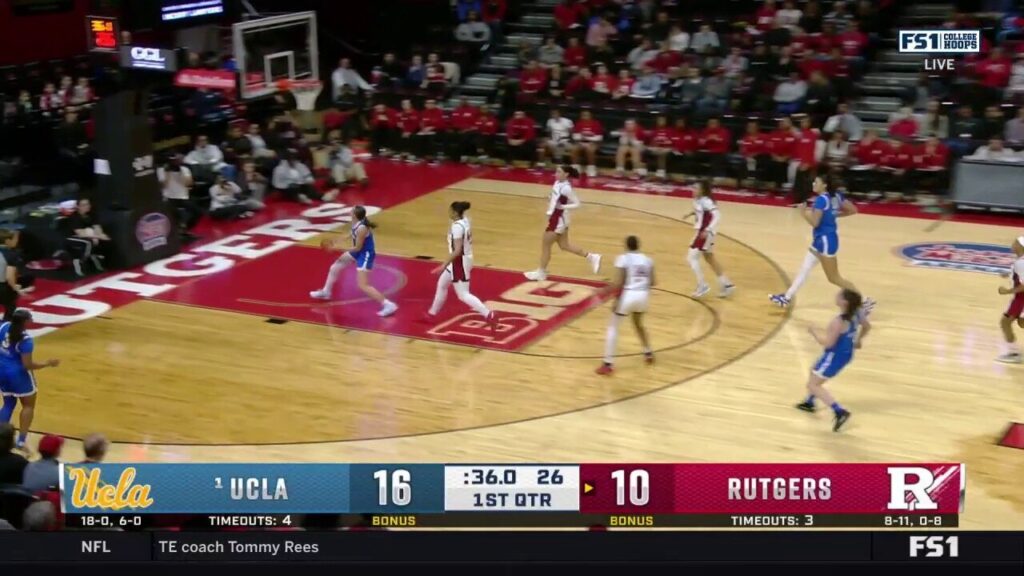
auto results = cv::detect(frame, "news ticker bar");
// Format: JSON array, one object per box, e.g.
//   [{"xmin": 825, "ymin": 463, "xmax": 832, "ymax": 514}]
[
  {"xmin": 60, "ymin": 462, "xmax": 966, "ymax": 515},
  {"xmin": 1, "ymin": 532, "xmax": 1020, "ymax": 563},
  {"xmin": 65, "ymin": 513, "xmax": 959, "ymax": 529}
]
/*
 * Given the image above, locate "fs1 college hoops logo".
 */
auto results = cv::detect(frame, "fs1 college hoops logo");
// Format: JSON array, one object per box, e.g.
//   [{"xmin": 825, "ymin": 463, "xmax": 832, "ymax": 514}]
[{"xmin": 898, "ymin": 242, "xmax": 1014, "ymax": 275}]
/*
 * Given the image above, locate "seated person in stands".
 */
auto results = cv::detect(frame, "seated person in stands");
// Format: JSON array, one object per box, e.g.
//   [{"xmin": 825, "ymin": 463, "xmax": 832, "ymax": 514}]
[
  {"xmin": 670, "ymin": 117, "xmax": 699, "ymax": 176},
  {"xmin": 235, "ymin": 160, "xmax": 269, "ymax": 204},
  {"xmin": 519, "ymin": 60, "xmax": 548, "ymax": 99},
  {"xmin": 738, "ymin": 120, "xmax": 769, "ymax": 188},
  {"xmin": 565, "ymin": 67, "xmax": 595, "ymax": 100},
  {"xmin": 773, "ymin": 71, "xmax": 807, "ymax": 114},
  {"xmin": 328, "ymin": 139, "xmax": 369, "ymax": 188},
  {"xmin": 912, "ymin": 136, "xmax": 950, "ymax": 194},
  {"xmin": 473, "ymin": 104, "xmax": 500, "ymax": 161},
  {"xmin": 504, "ymin": 110, "xmax": 537, "ymax": 167},
  {"xmin": 450, "ymin": 98, "xmax": 480, "ymax": 162},
  {"xmin": 209, "ymin": 174, "xmax": 263, "ymax": 220},
  {"xmin": 272, "ymin": 150, "xmax": 330, "ymax": 205},
  {"xmin": 563, "ymin": 36, "xmax": 588, "ymax": 72},
  {"xmin": 368, "ymin": 103, "xmax": 398, "ymax": 157},
  {"xmin": 158, "ymin": 154, "xmax": 201, "ymax": 241},
  {"xmin": 646, "ymin": 115, "xmax": 676, "ymax": 180},
  {"xmin": 614, "ymin": 119, "xmax": 646, "ymax": 179},
  {"xmin": 417, "ymin": 99, "xmax": 448, "ymax": 163},
  {"xmin": 423, "ymin": 64, "xmax": 449, "ymax": 95},
  {"xmin": 698, "ymin": 117, "xmax": 730, "ymax": 177},
  {"xmin": 221, "ymin": 124, "xmax": 251, "ymax": 166},
  {"xmin": 570, "ymin": 109, "xmax": 603, "ymax": 177},
  {"xmin": 611, "ymin": 69, "xmax": 634, "ymax": 100},
  {"xmin": 537, "ymin": 108, "xmax": 574, "ymax": 170},
  {"xmin": 39, "ymin": 82, "xmax": 64, "ymax": 112},
  {"xmin": 64, "ymin": 198, "xmax": 110, "ymax": 276},
  {"xmin": 22, "ymin": 435, "xmax": 62, "ymax": 493},
  {"xmin": 70, "ymin": 77, "xmax": 93, "ymax": 105},
  {"xmin": 245, "ymin": 123, "xmax": 276, "ymax": 160},
  {"xmin": 405, "ymin": 55, "xmax": 426, "ymax": 88},
  {"xmin": 847, "ymin": 128, "xmax": 886, "ymax": 196},
  {"xmin": 967, "ymin": 137, "xmax": 1022, "ymax": 162},
  {"xmin": 590, "ymin": 64, "xmax": 616, "ymax": 98},
  {"xmin": 396, "ymin": 99, "xmax": 421, "ymax": 162},
  {"xmin": 878, "ymin": 137, "xmax": 915, "ymax": 196},
  {"xmin": 184, "ymin": 135, "xmax": 227, "ymax": 182}
]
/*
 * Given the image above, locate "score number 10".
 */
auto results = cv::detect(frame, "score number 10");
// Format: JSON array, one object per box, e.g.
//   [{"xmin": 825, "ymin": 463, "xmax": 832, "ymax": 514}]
[{"xmin": 611, "ymin": 469, "xmax": 650, "ymax": 506}]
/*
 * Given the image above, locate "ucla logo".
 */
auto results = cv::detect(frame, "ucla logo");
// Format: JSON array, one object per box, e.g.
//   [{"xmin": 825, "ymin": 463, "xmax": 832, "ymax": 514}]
[
  {"xmin": 66, "ymin": 466, "xmax": 154, "ymax": 510},
  {"xmin": 898, "ymin": 242, "xmax": 1013, "ymax": 275}
]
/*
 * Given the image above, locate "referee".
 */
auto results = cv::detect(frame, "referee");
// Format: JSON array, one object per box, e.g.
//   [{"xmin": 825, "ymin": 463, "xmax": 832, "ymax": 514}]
[{"xmin": 0, "ymin": 228, "xmax": 29, "ymax": 322}]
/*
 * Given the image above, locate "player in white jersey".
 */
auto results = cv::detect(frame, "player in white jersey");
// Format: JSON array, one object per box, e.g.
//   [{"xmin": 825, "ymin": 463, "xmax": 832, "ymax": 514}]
[
  {"xmin": 595, "ymin": 235, "xmax": 654, "ymax": 375},
  {"xmin": 426, "ymin": 201, "xmax": 497, "ymax": 328},
  {"xmin": 537, "ymin": 108, "xmax": 574, "ymax": 169},
  {"xmin": 997, "ymin": 236, "xmax": 1024, "ymax": 363},
  {"xmin": 683, "ymin": 180, "xmax": 735, "ymax": 298},
  {"xmin": 524, "ymin": 165, "xmax": 602, "ymax": 281}
]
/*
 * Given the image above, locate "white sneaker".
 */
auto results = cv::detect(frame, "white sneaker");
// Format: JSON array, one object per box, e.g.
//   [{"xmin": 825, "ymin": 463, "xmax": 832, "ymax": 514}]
[
  {"xmin": 587, "ymin": 253, "xmax": 602, "ymax": 274},
  {"xmin": 693, "ymin": 284, "xmax": 710, "ymax": 298},
  {"xmin": 586, "ymin": 165, "xmax": 597, "ymax": 177},
  {"xmin": 309, "ymin": 290, "xmax": 331, "ymax": 300},
  {"xmin": 719, "ymin": 284, "xmax": 735, "ymax": 298},
  {"xmin": 377, "ymin": 301, "xmax": 398, "ymax": 317},
  {"xmin": 996, "ymin": 352, "xmax": 1022, "ymax": 364},
  {"xmin": 524, "ymin": 269, "xmax": 547, "ymax": 281},
  {"xmin": 655, "ymin": 169, "xmax": 667, "ymax": 179}
]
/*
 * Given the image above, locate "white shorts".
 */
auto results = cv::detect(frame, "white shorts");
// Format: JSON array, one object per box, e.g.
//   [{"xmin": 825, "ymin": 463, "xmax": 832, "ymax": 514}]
[
  {"xmin": 615, "ymin": 290, "xmax": 650, "ymax": 315},
  {"xmin": 546, "ymin": 213, "xmax": 569, "ymax": 234}
]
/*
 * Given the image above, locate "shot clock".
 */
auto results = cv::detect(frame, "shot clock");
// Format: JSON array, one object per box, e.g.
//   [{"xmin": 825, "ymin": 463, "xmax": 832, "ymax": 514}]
[{"xmin": 86, "ymin": 15, "xmax": 120, "ymax": 53}]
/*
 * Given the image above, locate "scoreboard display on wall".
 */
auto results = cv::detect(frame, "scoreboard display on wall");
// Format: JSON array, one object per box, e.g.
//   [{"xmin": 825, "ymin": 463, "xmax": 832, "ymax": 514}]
[{"xmin": 86, "ymin": 15, "xmax": 119, "ymax": 53}]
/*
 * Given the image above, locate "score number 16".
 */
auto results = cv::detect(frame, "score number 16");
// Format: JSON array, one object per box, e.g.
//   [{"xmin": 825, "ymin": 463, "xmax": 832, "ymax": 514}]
[{"xmin": 611, "ymin": 469, "xmax": 650, "ymax": 506}]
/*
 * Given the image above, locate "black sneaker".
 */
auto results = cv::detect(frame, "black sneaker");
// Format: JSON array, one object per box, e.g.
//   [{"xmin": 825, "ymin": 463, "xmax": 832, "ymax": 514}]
[
  {"xmin": 795, "ymin": 401, "xmax": 815, "ymax": 412},
  {"xmin": 833, "ymin": 409, "xmax": 851, "ymax": 432}
]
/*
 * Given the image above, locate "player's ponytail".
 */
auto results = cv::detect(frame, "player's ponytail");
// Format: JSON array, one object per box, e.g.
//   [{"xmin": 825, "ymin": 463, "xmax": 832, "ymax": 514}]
[
  {"xmin": 823, "ymin": 173, "xmax": 838, "ymax": 199},
  {"xmin": 8, "ymin": 309, "xmax": 29, "ymax": 347},
  {"xmin": 353, "ymin": 205, "xmax": 377, "ymax": 229},
  {"xmin": 450, "ymin": 201, "xmax": 471, "ymax": 217},
  {"xmin": 699, "ymin": 179, "xmax": 715, "ymax": 202},
  {"xmin": 841, "ymin": 289, "xmax": 862, "ymax": 322},
  {"xmin": 560, "ymin": 164, "xmax": 579, "ymax": 178}
]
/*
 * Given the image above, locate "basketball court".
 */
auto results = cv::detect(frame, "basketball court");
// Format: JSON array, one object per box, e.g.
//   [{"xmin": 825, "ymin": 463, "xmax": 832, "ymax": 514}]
[{"xmin": 17, "ymin": 160, "xmax": 1024, "ymax": 529}]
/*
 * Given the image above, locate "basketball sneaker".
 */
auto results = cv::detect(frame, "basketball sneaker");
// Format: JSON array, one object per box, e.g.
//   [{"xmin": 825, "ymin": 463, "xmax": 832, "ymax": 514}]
[
  {"xmin": 693, "ymin": 284, "xmax": 710, "ymax": 298},
  {"xmin": 719, "ymin": 283, "xmax": 736, "ymax": 298},
  {"xmin": 795, "ymin": 401, "xmax": 816, "ymax": 412},
  {"xmin": 595, "ymin": 363, "xmax": 614, "ymax": 375},
  {"xmin": 587, "ymin": 253, "xmax": 602, "ymax": 274},
  {"xmin": 309, "ymin": 290, "xmax": 331, "ymax": 300},
  {"xmin": 377, "ymin": 301, "xmax": 398, "ymax": 317},
  {"xmin": 833, "ymin": 409, "xmax": 851, "ymax": 432},
  {"xmin": 769, "ymin": 294, "xmax": 791, "ymax": 308},
  {"xmin": 486, "ymin": 312, "xmax": 499, "ymax": 333},
  {"xmin": 996, "ymin": 352, "xmax": 1023, "ymax": 364},
  {"xmin": 524, "ymin": 269, "xmax": 548, "ymax": 281}
]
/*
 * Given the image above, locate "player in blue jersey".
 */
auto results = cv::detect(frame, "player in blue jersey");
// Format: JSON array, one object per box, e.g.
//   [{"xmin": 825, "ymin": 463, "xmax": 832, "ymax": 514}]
[
  {"xmin": 770, "ymin": 175, "xmax": 872, "ymax": 312},
  {"xmin": 796, "ymin": 289, "xmax": 871, "ymax": 432},
  {"xmin": 0, "ymin": 309, "xmax": 60, "ymax": 450},
  {"xmin": 310, "ymin": 205, "xmax": 398, "ymax": 317}
]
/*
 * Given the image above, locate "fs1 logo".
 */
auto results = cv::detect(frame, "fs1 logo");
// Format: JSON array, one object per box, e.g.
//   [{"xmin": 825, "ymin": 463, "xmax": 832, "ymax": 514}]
[
  {"xmin": 909, "ymin": 536, "xmax": 959, "ymax": 558},
  {"xmin": 899, "ymin": 30, "xmax": 980, "ymax": 53}
]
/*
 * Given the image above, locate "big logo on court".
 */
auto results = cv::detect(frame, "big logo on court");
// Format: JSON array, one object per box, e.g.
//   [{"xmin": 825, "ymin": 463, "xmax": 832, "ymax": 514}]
[{"xmin": 898, "ymin": 242, "xmax": 1013, "ymax": 275}]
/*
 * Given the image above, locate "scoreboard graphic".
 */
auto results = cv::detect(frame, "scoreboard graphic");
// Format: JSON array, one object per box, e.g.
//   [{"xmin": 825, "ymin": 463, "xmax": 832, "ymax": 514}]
[{"xmin": 60, "ymin": 463, "xmax": 965, "ymax": 529}]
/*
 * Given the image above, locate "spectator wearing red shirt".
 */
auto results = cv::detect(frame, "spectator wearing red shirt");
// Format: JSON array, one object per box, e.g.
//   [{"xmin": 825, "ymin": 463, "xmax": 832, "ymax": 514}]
[
  {"xmin": 519, "ymin": 60, "xmax": 548, "ymax": 100},
  {"xmin": 417, "ymin": 99, "xmax": 448, "ymax": 162},
  {"xmin": 649, "ymin": 42, "xmax": 684, "ymax": 75},
  {"xmin": 615, "ymin": 119, "xmax": 646, "ymax": 178},
  {"xmin": 646, "ymin": 115, "xmax": 676, "ymax": 180},
  {"xmin": 566, "ymin": 67, "xmax": 595, "ymax": 100},
  {"xmin": 754, "ymin": 0, "xmax": 778, "ymax": 32},
  {"xmin": 570, "ymin": 109, "xmax": 604, "ymax": 177},
  {"xmin": 474, "ymin": 105, "xmax": 500, "ymax": 160},
  {"xmin": 554, "ymin": 0, "xmax": 586, "ymax": 33},
  {"xmin": 424, "ymin": 65, "xmax": 449, "ymax": 96},
  {"xmin": 737, "ymin": 120, "xmax": 769, "ymax": 187},
  {"xmin": 611, "ymin": 69, "xmax": 635, "ymax": 100},
  {"xmin": 793, "ymin": 116, "xmax": 821, "ymax": 203},
  {"xmin": 798, "ymin": 49, "xmax": 828, "ymax": 79},
  {"xmin": 590, "ymin": 64, "xmax": 616, "ymax": 98},
  {"xmin": 505, "ymin": 110, "xmax": 537, "ymax": 166},
  {"xmin": 976, "ymin": 46, "xmax": 1013, "ymax": 104},
  {"xmin": 671, "ymin": 117, "xmax": 699, "ymax": 176},
  {"xmin": 368, "ymin": 103, "xmax": 398, "ymax": 156},
  {"xmin": 396, "ymin": 99, "xmax": 421, "ymax": 161},
  {"xmin": 912, "ymin": 136, "xmax": 950, "ymax": 196},
  {"xmin": 879, "ymin": 137, "xmax": 915, "ymax": 195},
  {"xmin": 837, "ymin": 20, "xmax": 868, "ymax": 73},
  {"xmin": 481, "ymin": 0, "xmax": 507, "ymax": 45},
  {"xmin": 563, "ymin": 37, "xmax": 588, "ymax": 71},
  {"xmin": 450, "ymin": 97, "xmax": 481, "ymax": 162},
  {"xmin": 848, "ymin": 129, "xmax": 888, "ymax": 196},
  {"xmin": 698, "ymin": 117, "xmax": 731, "ymax": 177},
  {"xmin": 888, "ymin": 107, "xmax": 919, "ymax": 140},
  {"xmin": 768, "ymin": 117, "xmax": 798, "ymax": 189}
]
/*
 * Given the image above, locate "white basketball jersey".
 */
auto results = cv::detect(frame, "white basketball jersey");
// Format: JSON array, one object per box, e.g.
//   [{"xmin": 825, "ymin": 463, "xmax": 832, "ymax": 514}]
[
  {"xmin": 448, "ymin": 218, "xmax": 473, "ymax": 258},
  {"xmin": 693, "ymin": 196, "xmax": 720, "ymax": 233},
  {"xmin": 615, "ymin": 251, "xmax": 654, "ymax": 291}
]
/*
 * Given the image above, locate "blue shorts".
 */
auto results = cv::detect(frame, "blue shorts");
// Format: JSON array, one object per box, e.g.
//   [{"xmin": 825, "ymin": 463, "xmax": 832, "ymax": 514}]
[
  {"xmin": 812, "ymin": 350, "xmax": 852, "ymax": 379},
  {"xmin": 811, "ymin": 232, "xmax": 839, "ymax": 257},
  {"xmin": 349, "ymin": 250, "xmax": 375, "ymax": 270},
  {"xmin": 0, "ymin": 369, "xmax": 36, "ymax": 397}
]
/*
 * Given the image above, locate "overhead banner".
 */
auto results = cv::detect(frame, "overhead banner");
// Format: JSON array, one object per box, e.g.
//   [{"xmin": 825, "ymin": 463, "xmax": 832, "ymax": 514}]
[{"xmin": 174, "ymin": 68, "xmax": 236, "ymax": 92}]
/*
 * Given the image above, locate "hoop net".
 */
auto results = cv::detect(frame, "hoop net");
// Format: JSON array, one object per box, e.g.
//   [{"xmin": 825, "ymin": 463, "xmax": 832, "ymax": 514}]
[{"xmin": 277, "ymin": 79, "xmax": 322, "ymax": 111}]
